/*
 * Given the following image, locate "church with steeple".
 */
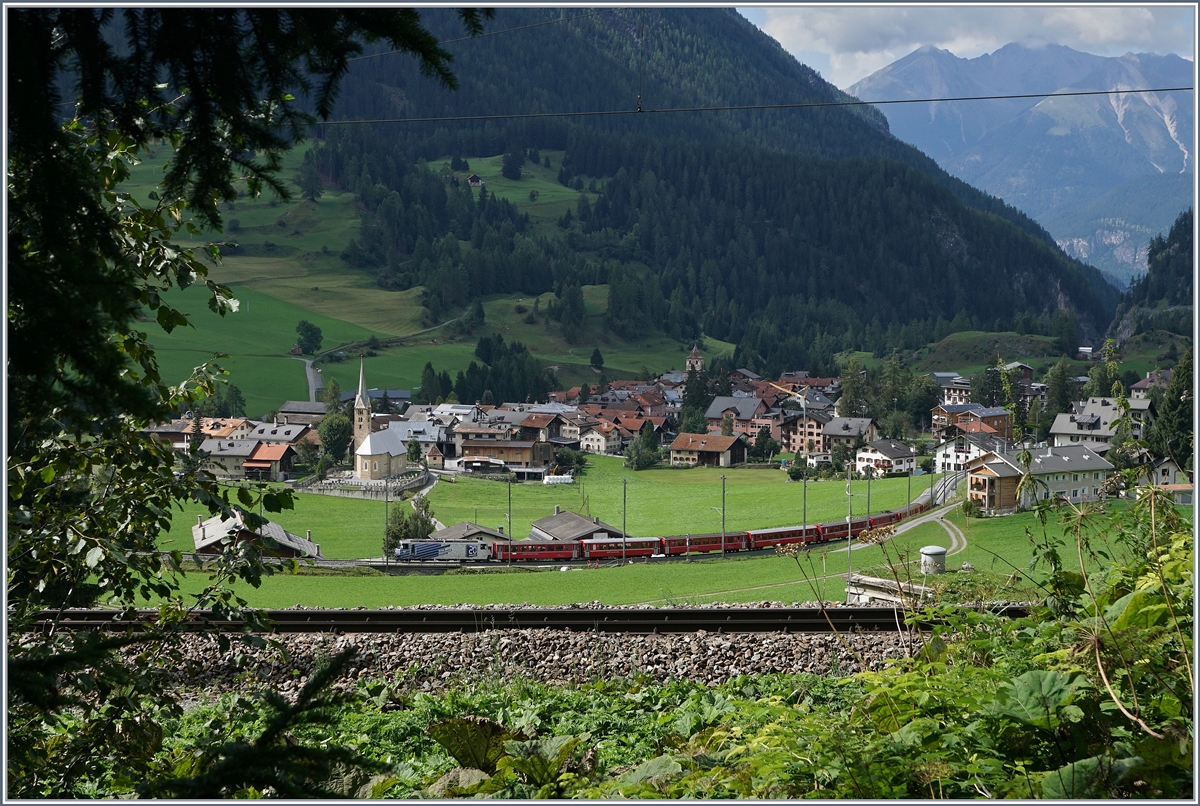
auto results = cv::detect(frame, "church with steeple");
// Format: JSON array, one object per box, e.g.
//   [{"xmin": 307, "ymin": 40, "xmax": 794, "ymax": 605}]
[
  {"xmin": 686, "ymin": 345, "xmax": 704, "ymax": 373},
  {"xmin": 352, "ymin": 359, "xmax": 371, "ymax": 454}
]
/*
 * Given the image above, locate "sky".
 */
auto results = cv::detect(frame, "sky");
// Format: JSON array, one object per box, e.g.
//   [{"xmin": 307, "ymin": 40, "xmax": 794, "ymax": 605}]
[{"xmin": 736, "ymin": 6, "xmax": 1196, "ymax": 90}]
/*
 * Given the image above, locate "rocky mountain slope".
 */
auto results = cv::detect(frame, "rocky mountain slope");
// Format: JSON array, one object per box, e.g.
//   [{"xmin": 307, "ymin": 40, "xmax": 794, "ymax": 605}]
[{"xmin": 849, "ymin": 43, "xmax": 1193, "ymax": 285}]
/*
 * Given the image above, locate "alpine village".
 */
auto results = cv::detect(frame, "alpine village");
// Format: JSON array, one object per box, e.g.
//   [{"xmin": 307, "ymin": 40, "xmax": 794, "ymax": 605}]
[{"xmin": 8, "ymin": 7, "xmax": 1196, "ymax": 800}]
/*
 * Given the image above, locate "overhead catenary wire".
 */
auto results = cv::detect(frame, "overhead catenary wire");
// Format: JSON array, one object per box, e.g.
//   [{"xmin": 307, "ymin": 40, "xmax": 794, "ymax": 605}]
[{"xmin": 318, "ymin": 86, "xmax": 1194, "ymax": 126}]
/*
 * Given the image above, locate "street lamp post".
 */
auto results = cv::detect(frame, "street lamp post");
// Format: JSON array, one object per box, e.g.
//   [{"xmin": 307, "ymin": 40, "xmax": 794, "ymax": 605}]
[
  {"xmin": 845, "ymin": 466, "xmax": 854, "ymax": 602},
  {"xmin": 384, "ymin": 479, "xmax": 390, "ymax": 567},
  {"xmin": 801, "ymin": 396, "xmax": 807, "ymax": 541},
  {"xmin": 866, "ymin": 465, "xmax": 871, "ymax": 517},
  {"xmin": 622, "ymin": 477, "xmax": 627, "ymax": 564},
  {"xmin": 721, "ymin": 474, "xmax": 727, "ymax": 559}
]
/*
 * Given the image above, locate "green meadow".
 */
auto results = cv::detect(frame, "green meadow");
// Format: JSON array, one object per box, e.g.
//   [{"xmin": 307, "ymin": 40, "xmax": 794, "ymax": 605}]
[
  {"xmin": 161, "ymin": 498, "xmax": 1179, "ymax": 608},
  {"xmin": 426, "ymin": 455, "xmax": 931, "ymax": 541},
  {"xmin": 166, "ymin": 457, "xmax": 939, "ymax": 561}
]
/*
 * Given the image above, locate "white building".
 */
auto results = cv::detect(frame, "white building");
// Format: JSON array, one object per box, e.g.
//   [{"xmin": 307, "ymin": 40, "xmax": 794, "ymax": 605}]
[{"xmin": 855, "ymin": 440, "xmax": 917, "ymax": 475}]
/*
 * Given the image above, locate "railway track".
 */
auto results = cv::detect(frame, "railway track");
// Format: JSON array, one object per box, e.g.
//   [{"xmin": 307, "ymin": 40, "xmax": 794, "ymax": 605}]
[{"xmin": 31, "ymin": 605, "xmax": 1027, "ymax": 634}]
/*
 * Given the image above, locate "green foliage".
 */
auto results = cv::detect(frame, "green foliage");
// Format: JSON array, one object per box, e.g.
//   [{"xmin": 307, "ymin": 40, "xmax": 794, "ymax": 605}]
[
  {"xmin": 385, "ymin": 495, "xmax": 437, "ymax": 551},
  {"xmin": 1146, "ymin": 348, "xmax": 1192, "ymax": 471},
  {"xmin": 406, "ymin": 437, "xmax": 423, "ymax": 464},
  {"xmin": 295, "ymin": 319, "xmax": 323, "ymax": 354},
  {"xmin": 1123, "ymin": 208, "xmax": 1193, "ymax": 309},
  {"xmin": 623, "ymin": 439, "xmax": 658, "ymax": 471},
  {"xmin": 748, "ymin": 425, "xmax": 780, "ymax": 461},
  {"xmin": 317, "ymin": 412, "xmax": 353, "ymax": 463},
  {"xmin": 140, "ymin": 649, "xmax": 377, "ymax": 798}
]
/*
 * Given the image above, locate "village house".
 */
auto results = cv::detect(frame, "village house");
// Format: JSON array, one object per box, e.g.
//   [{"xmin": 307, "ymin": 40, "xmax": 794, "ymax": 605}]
[
  {"xmin": 1151, "ymin": 456, "xmax": 1188, "ymax": 486},
  {"xmin": 1049, "ymin": 396, "xmax": 1154, "ymax": 451},
  {"xmin": 855, "ymin": 440, "xmax": 917, "ymax": 476},
  {"xmin": 275, "ymin": 400, "xmax": 328, "ymax": 426},
  {"xmin": 147, "ymin": 417, "xmax": 256, "ymax": 450},
  {"xmin": 929, "ymin": 372, "xmax": 972, "ymax": 406},
  {"xmin": 192, "ymin": 512, "xmax": 323, "ymax": 559},
  {"xmin": 243, "ymin": 442, "xmax": 295, "ymax": 482},
  {"xmin": 966, "ymin": 445, "xmax": 1113, "ymax": 513},
  {"xmin": 460, "ymin": 438, "xmax": 554, "ymax": 470},
  {"xmin": 933, "ymin": 430, "xmax": 1009, "ymax": 474},
  {"xmin": 1130, "ymin": 369, "xmax": 1172, "ymax": 399},
  {"xmin": 197, "ymin": 438, "xmax": 261, "ymax": 479},
  {"xmin": 529, "ymin": 506, "xmax": 625, "ymax": 541},
  {"xmin": 704, "ymin": 396, "xmax": 769, "ymax": 436},
  {"xmin": 957, "ymin": 406, "xmax": 1013, "ymax": 441},
  {"xmin": 822, "ymin": 417, "xmax": 878, "ymax": 450},
  {"xmin": 580, "ymin": 421, "xmax": 627, "ymax": 454},
  {"xmin": 930, "ymin": 402, "xmax": 1011, "ymax": 440},
  {"xmin": 430, "ymin": 521, "xmax": 511, "ymax": 542},
  {"xmin": 778, "ymin": 408, "xmax": 832, "ymax": 454},
  {"xmin": 248, "ymin": 421, "xmax": 310, "ymax": 445},
  {"xmin": 668, "ymin": 433, "xmax": 748, "ymax": 468}
]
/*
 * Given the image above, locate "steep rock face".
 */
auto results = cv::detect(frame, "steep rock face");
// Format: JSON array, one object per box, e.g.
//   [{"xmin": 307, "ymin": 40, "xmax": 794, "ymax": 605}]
[{"xmin": 849, "ymin": 43, "xmax": 1193, "ymax": 285}]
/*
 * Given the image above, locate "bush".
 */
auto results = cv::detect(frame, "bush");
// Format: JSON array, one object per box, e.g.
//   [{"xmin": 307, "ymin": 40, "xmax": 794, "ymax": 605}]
[{"xmin": 961, "ymin": 498, "xmax": 981, "ymax": 518}]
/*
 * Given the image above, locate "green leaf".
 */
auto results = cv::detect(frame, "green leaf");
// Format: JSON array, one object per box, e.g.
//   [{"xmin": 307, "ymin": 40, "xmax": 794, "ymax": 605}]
[
  {"xmin": 993, "ymin": 670, "xmax": 1086, "ymax": 731},
  {"xmin": 500, "ymin": 734, "xmax": 582, "ymax": 787},
  {"xmin": 426, "ymin": 717, "xmax": 520, "ymax": 774},
  {"xmin": 1041, "ymin": 755, "xmax": 1142, "ymax": 798},
  {"xmin": 1106, "ymin": 591, "xmax": 1171, "ymax": 630},
  {"xmin": 236, "ymin": 486, "xmax": 253, "ymax": 507},
  {"xmin": 618, "ymin": 754, "xmax": 682, "ymax": 785},
  {"xmin": 85, "ymin": 546, "xmax": 104, "ymax": 568},
  {"xmin": 426, "ymin": 767, "xmax": 491, "ymax": 797}
]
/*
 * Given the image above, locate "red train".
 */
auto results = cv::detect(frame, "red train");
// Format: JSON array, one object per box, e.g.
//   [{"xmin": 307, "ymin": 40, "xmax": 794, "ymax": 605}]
[{"xmin": 479, "ymin": 499, "xmax": 932, "ymax": 563}]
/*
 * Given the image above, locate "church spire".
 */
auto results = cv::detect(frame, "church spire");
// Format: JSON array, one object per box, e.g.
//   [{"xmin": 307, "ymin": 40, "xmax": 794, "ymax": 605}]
[{"xmin": 354, "ymin": 359, "xmax": 368, "ymax": 410}]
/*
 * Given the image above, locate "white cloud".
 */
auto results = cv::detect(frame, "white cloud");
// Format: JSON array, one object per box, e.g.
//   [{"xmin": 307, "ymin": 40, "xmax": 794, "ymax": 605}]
[{"xmin": 739, "ymin": 6, "xmax": 1194, "ymax": 89}]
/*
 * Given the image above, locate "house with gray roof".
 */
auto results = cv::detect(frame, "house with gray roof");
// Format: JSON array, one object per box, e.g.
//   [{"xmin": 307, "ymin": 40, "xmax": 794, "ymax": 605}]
[
  {"xmin": 704, "ymin": 396, "xmax": 768, "ymax": 435},
  {"xmin": 529, "ymin": 506, "xmax": 625, "ymax": 542},
  {"xmin": 855, "ymin": 440, "xmax": 917, "ymax": 475},
  {"xmin": 192, "ymin": 512, "xmax": 323, "ymax": 558},
  {"xmin": 1049, "ymin": 397, "xmax": 1154, "ymax": 452},
  {"xmin": 431, "ymin": 521, "xmax": 512, "ymax": 542},
  {"xmin": 966, "ymin": 445, "xmax": 1113, "ymax": 513},
  {"xmin": 822, "ymin": 417, "xmax": 877, "ymax": 450},
  {"xmin": 197, "ymin": 438, "xmax": 261, "ymax": 479},
  {"xmin": 276, "ymin": 400, "xmax": 328, "ymax": 426}
]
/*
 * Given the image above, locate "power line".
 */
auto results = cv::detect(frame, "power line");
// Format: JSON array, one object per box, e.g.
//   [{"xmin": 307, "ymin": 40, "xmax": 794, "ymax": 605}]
[
  {"xmin": 347, "ymin": 9, "xmax": 621, "ymax": 63},
  {"xmin": 319, "ymin": 86, "xmax": 1194, "ymax": 126}
]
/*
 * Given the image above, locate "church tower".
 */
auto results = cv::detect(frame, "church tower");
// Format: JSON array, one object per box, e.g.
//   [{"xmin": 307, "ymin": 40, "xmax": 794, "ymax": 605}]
[
  {"xmin": 352, "ymin": 360, "xmax": 370, "ymax": 454},
  {"xmin": 685, "ymin": 345, "xmax": 704, "ymax": 374}
]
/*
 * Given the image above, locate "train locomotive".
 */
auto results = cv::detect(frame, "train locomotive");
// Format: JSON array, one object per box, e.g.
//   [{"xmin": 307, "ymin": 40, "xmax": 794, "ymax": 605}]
[{"xmin": 394, "ymin": 499, "xmax": 932, "ymax": 563}]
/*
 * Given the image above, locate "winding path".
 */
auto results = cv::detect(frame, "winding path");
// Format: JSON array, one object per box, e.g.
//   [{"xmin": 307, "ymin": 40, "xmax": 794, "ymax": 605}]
[{"xmin": 291, "ymin": 356, "xmax": 323, "ymax": 402}]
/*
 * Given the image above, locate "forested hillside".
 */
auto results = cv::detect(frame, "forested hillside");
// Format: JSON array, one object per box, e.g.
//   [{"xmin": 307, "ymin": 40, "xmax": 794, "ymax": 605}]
[
  {"xmin": 306, "ymin": 7, "xmax": 1118, "ymax": 375},
  {"xmin": 1109, "ymin": 209, "xmax": 1194, "ymax": 345}
]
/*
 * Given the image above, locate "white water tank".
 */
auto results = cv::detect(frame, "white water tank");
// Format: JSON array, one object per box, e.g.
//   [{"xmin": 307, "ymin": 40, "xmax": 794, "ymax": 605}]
[{"xmin": 919, "ymin": 545, "xmax": 947, "ymax": 575}]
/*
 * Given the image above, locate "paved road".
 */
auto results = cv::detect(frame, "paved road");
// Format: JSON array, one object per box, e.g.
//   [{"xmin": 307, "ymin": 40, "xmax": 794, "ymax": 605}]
[
  {"xmin": 292, "ymin": 357, "xmax": 323, "ymax": 402},
  {"xmin": 411, "ymin": 474, "xmax": 446, "ymax": 530}
]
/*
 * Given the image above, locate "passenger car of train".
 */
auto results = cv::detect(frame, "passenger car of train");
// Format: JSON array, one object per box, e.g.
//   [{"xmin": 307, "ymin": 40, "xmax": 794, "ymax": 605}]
[{"xmin": 392, "ymin": 499, "xmax": 932, "ymax": 563}]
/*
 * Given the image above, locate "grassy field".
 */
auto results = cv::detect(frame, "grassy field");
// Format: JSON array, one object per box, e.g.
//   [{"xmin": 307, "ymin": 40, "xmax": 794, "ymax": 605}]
[
  {"xmin": 165, "ymin": 521, "xmax": 955, "ymax": 609},
  {"xmin": 426, "ymin": 455, "xmax": 933, "ymax": 540},
  {"xmin": 165, "ymin": 458, "xmax": 937, "ymax": 560},
  {"xmin": 162, "ymin": 498, "xmax": 1189, "ymax": 608}
]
